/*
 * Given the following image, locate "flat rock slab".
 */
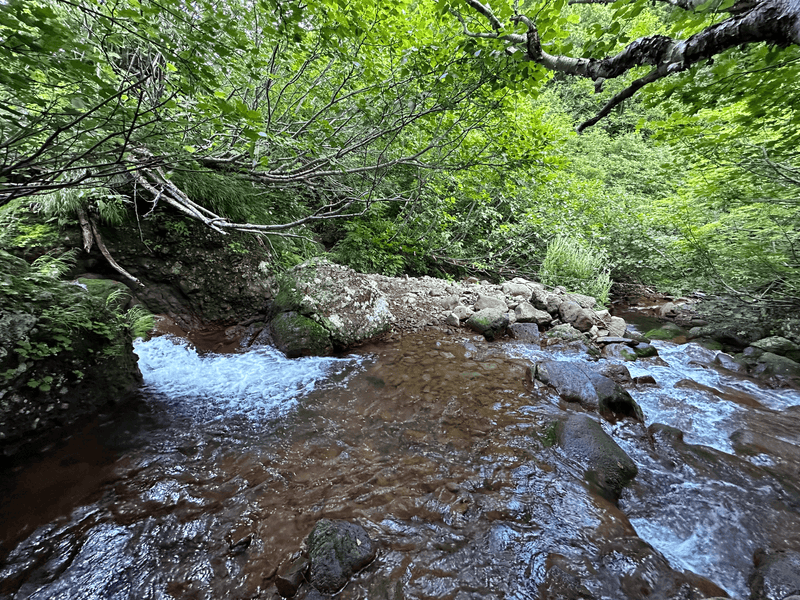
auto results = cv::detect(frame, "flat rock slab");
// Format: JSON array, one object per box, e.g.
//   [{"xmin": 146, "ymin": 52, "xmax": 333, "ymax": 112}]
[{"xmin": 595, "ymin": 336, "xmax": 635, "ymax": 345}]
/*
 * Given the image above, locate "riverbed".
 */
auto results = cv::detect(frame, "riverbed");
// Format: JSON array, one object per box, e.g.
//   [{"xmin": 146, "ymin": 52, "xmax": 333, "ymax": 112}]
[{"xmin": 1, "ymin": 328, "xmax": 799, "ymax": 599}]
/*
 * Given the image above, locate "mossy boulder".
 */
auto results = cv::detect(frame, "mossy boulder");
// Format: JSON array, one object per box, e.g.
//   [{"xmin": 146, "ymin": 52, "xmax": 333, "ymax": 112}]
[
  {"xmin": 466, "ymin": 307, "xmax": 509, "ymax": 341},
  {"xmin": 271, "ymin": 311, "xmax": 332, "ymax": 358},
  {"xmin": 306, "ymin": 519, "xmax": 377, "ymax": 594},
  {"xmin": 555, "ymin": 414, "xmax": 639, "ymax": 500},
  {"xmin": 0, "ymin": 251, "xmax": 142, "ymax": 455}
]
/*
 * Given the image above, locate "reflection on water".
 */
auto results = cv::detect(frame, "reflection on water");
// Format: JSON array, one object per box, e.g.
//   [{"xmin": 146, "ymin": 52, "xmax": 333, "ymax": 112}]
[{"xmin": 0, "ymin": 331, "xmax": 799, "ymax": 600}]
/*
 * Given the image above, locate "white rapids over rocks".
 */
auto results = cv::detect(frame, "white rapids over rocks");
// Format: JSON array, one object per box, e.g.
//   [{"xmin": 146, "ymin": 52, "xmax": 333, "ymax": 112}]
[{"xmin": 133, "ymin": 335, "xmax": 365, "ymax": 423}]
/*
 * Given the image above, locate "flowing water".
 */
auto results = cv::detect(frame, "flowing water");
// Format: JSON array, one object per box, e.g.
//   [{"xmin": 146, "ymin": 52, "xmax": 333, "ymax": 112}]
[{"xmin": 1, "ymin": 327, "xmax": 800, "ymax": 600}]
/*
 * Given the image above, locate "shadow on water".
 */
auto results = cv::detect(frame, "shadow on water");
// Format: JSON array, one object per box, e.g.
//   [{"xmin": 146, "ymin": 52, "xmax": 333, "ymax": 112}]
[{"xmin": 0, "ymin": 331, "xmax": 799, "ymax": 599}]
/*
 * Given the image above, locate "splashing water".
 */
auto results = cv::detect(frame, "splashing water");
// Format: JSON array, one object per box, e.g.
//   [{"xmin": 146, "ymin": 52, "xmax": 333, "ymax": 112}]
[{"xmin": 133, "ymin": 336, "xmax": 365, "ymax": 423}]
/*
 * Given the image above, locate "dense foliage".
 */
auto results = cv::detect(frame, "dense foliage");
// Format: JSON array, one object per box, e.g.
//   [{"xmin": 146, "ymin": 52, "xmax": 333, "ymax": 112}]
[{"xmin": 1, "ymin": 0, "xmax": 798, "ymax": 311}]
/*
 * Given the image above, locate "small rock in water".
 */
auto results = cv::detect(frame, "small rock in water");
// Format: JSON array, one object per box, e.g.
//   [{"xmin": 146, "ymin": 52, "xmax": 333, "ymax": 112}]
[
  {"xmin": 276, "ymin": 555, "xmax": 311, "ymax": 598},
  {"xmin": 306, "ymin": 519, "xmax": 377, "ymax": 594}
]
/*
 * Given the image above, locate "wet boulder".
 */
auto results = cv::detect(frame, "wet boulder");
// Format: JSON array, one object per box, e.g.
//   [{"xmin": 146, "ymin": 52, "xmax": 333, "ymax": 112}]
[
  {"xmin": 631, "ymin": 342, "xmax": 658, "ymax": 358},
  {"xmin": 601, "ymin": 343, "xmax": 638, "ymax": 362},
  {"xmin": 555, "ymin": 414, "xmax": 638, "ymax": 500},
  {"xmin": 271, "ymin": 312, "xmax": 332, "ymax": 358},
  {"xmin": 749, "ymin": 549, "xmax": 800, "ymax": 600},
  {"xmin": 753, "ymin": 352, "xmax": 800, "ymax": 382},
  {"xmin": 306, "ymin": 519, "xmax": 377, "ymax": 594},
  {"xmin": 535, "ymin": 361, "xmax": 643, "ymax": 422},
  {"xmin": 466, "ymin": 308, "xmax": 509, "ymax": 341},
  {"xmin": 509, "ymin": 323, "xmax": 540, "ymax": 344}
]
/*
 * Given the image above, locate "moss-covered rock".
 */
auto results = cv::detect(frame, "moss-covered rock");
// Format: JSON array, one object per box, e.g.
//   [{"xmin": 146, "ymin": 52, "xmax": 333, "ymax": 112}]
[
  {"xmin": 466, "ymin": 307, "xmax": 509, "ymax": 341},
  {"xmin": 0, "ymin": 251, "xmax": 142, "ymax": 455},
  {"xmin": 271, "ymin": 311, "xmax": 332, "ymax": 358},
  {"xmin": 306, "ymin": 519, "xmax": 377, "ymax": 594}
]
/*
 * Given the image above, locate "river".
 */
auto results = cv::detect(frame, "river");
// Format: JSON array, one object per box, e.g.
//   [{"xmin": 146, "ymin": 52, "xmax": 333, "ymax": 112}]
[{"xmin": 1, "ymin": 325, "xmax": 799, "ymax": 599}]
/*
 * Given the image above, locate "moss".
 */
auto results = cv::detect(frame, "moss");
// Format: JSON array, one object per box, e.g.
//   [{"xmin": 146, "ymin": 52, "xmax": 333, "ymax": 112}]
[
  {"xmin": 644, "ymin": 328, "xmax": 682, "ymax": 340},
  {"xmin": 272, "ymin": 311, "xmax": 332, "ymax": 357},
  {"xmin": 698, "ymin": 338, "xmax": 724, "ymax": 351},
  {"xmin": 541, "ymin": 420, "xmax": 561, "ymax": 448}
]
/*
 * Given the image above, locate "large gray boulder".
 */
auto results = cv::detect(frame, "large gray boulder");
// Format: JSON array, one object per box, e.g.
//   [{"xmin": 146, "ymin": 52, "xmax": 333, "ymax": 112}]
[
  {"xmin": 306, "ymin": 519, "xmax": 377, "ymax": 594},
  {"xmin": 467, "ymin": 308, "xmax": 509, "ymax": 341},
  {"xmin": 535, "ymin": 361, "xmax": 644, "ymax": 422},
  {"xmin": 474, "ymin": 294, "xmax": 507, "ymax": 311},
  {"xmin": 514, "ymin": 301, "xmax": 552, "ymax": 325},
  {"xmin": 555, "ymin": 414, "xmax": 639, "ymax": 500},
  {"xmin": 559, "ymin": 300, "xmax": 594, "ymax": 333}
]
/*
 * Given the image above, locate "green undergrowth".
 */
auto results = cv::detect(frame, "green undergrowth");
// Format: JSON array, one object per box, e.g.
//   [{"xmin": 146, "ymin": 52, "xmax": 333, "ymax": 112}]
[{"xmin": 0, "ymin": 250, "xmax": 152, "ymax": 393}]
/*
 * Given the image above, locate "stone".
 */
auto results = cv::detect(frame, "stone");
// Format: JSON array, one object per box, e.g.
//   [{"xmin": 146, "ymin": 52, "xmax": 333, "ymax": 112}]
[
  {"xmin": 276, "ymin": 555, "xmax": 311, "ymax": 598},
  {"xmin": 608, "ymin": 316, "xmax": 627, "ymax": 337},
  {"xmin": 749, "ymin": 549, "xmax": 800, "ymax": 600},
  {"xmin": 535, "ymin": 361, "xmax": 643, "ymax": 422},
  {"xmin": 752, "ymin": 336, "xmax": 800, "ymax": 356},
  {"xmin": 555, "ymin": 414, "xmax": 639, "ymax": 500},
  {"xmin": 545, "ymin": 323, "xmax": 586, "ymax": 343},
  {"xmin": 601, "ymin": 344, "xmax": 638, "ymax": 362},
  {"xmin": 514, "ymin": 301, "xmax": 543, "ymax": 323},
  {"xmin": 632, "ymin": 342, "xmax": 658, "ymax": 358},
  {"xmin": 466, "ymin": 308, "xmax": 509, "ymax": 341},
  {"xmin": 445, "ymin": 312, "xmax": 460, "ymax": 327},
  {"xmin": 474, "ymin": 294, "xmax": 507, "ymax": 311},
  {"xmin": 566, "ymin": 293, "xmax": 597, "ymax": 310},
  {"xmin": 271, "ymin": 312, "xmax": 332, "ymax": 358},
  {"xmin": 754, "ymin": 352, "xmax": 800, "ymax": 380},
  {"xmin": 595, "ymin": 363, "xmax": 632, "ymax": 384},
  {"xmin": 530, "ymin": 283, "xmax": 563, "ymax": 315},
  {"xmin": 452, "ymin": 305, "xmax": 473, "ymax": 320},
  {"xmin": 559, "ymin": 300, "xmax": 594, "ymax": 332},
  {"xmin": 501, "ymin": 282, "xmax": 532, "ymax": 299},
  {"xmin": 594, "ymin": 336, "xmax": 635, "ymax": 345},
  {"xmin": 633, "ymin": 375, "xmax": 657, "ymax": 385},
  {"xmin": 306, "ymin": 519, "xmax": 377, "ymax": 594},
  {"xmin": 509, "ymin": 323, "xmax": 540, "ymax": 344}
]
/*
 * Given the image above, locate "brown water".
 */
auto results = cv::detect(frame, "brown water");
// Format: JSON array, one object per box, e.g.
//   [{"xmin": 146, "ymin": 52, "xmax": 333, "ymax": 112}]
[{"xmin": 1, "ymin": 330, "xmax": 799, "ymax": 599}]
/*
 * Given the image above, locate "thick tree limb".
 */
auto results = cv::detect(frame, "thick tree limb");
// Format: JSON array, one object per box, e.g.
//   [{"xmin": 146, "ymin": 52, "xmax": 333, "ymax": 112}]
[{"xmin": 464, "ymin": 0, "xmax": 800, "ymax": 130}]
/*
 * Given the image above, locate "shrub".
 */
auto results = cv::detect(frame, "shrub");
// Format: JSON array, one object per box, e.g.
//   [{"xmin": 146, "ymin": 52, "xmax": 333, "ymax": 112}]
[{"xmin": 539, "ymin": 235, "xmax": 612, "ymax": 305}]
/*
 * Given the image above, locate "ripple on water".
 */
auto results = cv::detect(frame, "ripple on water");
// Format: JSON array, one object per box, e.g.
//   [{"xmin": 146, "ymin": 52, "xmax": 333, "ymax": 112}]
[{"xmin": 133, "ymin": 336, "xmax": 365, "ymax": 423}]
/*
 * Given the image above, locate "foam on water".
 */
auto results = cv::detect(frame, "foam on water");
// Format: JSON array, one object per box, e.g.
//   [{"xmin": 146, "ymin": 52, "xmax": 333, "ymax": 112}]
[{"xmin": 133, "ymin": 336, "xmax": 364, "ymax": 423}]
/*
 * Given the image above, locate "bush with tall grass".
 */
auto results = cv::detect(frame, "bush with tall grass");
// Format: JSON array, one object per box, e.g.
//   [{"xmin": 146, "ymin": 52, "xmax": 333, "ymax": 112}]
[{"xmin": 539, "ymin": 235, "xmax": 612, "ymax": 305}]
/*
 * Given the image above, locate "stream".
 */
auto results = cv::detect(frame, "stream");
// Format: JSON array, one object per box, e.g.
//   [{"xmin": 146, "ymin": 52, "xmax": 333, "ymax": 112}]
[{"xmin": 1, "ymin": 325, "xmax": 800, "ymax": 600}]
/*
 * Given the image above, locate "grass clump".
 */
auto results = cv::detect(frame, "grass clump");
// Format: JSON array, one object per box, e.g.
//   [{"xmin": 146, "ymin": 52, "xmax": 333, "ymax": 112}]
[{"xmin": 539, "ymin": 235, "xmax": 612, "ymax": 306}]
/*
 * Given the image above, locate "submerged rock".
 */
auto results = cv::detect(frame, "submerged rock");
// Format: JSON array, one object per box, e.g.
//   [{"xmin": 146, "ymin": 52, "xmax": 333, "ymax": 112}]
[
  {"xmin": 555, "ymin": 414, "xmax": 639, "ymax": 500},
  {"xmin": 306, "ymin": 519, "xmax": 377, "ymax": 594}
]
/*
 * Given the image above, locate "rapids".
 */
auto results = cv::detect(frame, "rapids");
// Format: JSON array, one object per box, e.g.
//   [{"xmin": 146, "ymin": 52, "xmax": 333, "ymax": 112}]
[{"xmin": 1, "ymin": 329, "xmax": 799, "ymax": 599}]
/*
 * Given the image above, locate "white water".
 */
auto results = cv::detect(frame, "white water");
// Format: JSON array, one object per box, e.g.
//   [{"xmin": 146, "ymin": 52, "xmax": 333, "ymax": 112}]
[{"xmin": 133, "ymin": 336, "xmax": 365, "ymax": 423}]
